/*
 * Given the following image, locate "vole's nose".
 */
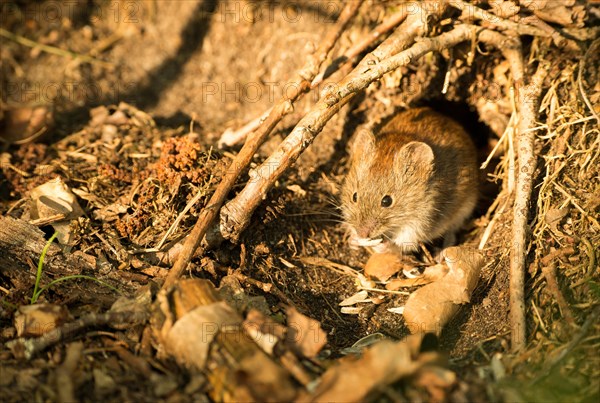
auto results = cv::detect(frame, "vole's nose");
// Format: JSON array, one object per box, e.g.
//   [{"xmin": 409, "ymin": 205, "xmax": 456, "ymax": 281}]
[{"xmin": 357, "ymin": 220, "xmax": 376, "ymax": 238}]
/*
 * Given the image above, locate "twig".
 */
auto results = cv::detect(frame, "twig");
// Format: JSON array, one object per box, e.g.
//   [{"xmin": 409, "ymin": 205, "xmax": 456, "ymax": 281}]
[
  {"xmin": 218, "ymin": 110, "xmax": 271, "ymax": 148},
  {"xmin": 480, "ymin": 112, "xmax": 516, "ymax": 170},
  {"xmin": 6, "ymin": 310, "xmax": 148, "ymax": 360},
  {"xmin": 161, "ymin": 1, "xmax": 363, "ymax": 291},
  {"xmin": 450, "ymin": 0, "xmax": 551, "ymax": 37},
  {"xmin": 155, "ymin": 183, "xmax": 209, "ymax": 251},
  {"xmin": 28, "ymin": 213, "xmax": 67, "ymax": 227},
  {"xmin": 231, "ymin": 270, "xmax": 295, "ymax": 306},
  {"xmin": 507, "ymin": 86, "xmax": 517, "ymax": 194},
  {"xmin": 520, "ymin": 15, "xmax": 571, "ymax": 48},
  {"xmin": 478, "ymin": 190, "xmax": 509, "ymax": 250},
  {"xmin": 218, "ymin": 6, "xmax": 409, "ymax": 148},
  {"xmin": 220, "ymin": 20, "xmax": 474, "ymax": 242},
  {"xmin": 510, "ymin": 56, "xmax": 551, "ymax": 352},
  {"xmin": 541, "ymin": 262, "xmax": 576, "ymax": 327},
  {"xmin": 313, "ymin": 6, "xmax": 409, "ymax": 84},
  {"xmin": 539, "ymin": 247, "xmax": 576, "ymax": 267},
  {"xmin": 476, "ymin": 29, "xmax": 550, "ymax": 351},
  {"xmin": 0, "ymin": 28, "xmax": 113, "ymax": 68}
]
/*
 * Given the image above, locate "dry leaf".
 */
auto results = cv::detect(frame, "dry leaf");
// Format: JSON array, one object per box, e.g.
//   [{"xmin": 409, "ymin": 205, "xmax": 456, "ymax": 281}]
[
  {"xmin": 92, "ymin": 203, "xmax": 128, "ymax": 222},
  {"xmin": 545, "ymin": 206, "xmax": 570, "ymax": 236},
  {"xmin": 243, "ymin": 309, "xmax": 287, "ymax": 355},
  {"xmin": 153, "ymin": 280, "xmax": 297, "ymax": 402},
  {"xmin": 339, "ymin": 290, "xmax": 369, "ymax": 306},
  {"xmin": 403, "ymin": 247, "xmax": 484, "ymax": 335},
  {"xmin": 29, "ymin": 178, "xmax": 84, "ymax": 244},
  {"xmin": 14, "ymin": 303, "xmax": 71, "ymax": 337},
  {"xmin": 364, "ymin": 252, "xmax": 405, "ymax": 281},
  {"xmin": 164, "ymin": 301, "xmax": 239, "ymax": 369},
  {"xmin": 234, "ymin": 352, "xmax": 297, "ymax": 402},
  {"xmin": 305, "ymin": 336, "xmax": 440, "ymax": 402},
  {"xmin": 341, "ymin": 306, "xmax": 362, "ymax": 314},
  {"xmin": 285, "ymin": 306, "xmax": 327, "ymax": 358}
]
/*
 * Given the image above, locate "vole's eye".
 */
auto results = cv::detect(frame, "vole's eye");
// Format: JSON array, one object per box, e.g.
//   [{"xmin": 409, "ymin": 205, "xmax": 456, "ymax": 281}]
[
  {"xmin": 352, "ymin": 192, "xmax": 357, "ymax": 203},
  {"xmin": 381, "ymin": 195, "xmax": 393, "ymax": 207}
]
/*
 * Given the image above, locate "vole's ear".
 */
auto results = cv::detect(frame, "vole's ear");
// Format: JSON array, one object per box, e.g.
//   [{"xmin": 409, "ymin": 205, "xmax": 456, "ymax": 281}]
[
  {"xmin": 395, "ymin": 141, "xmax": 434, "ymax": 176},
  {"xmin": 350, "ymin": 128, "xmax": 375, "ymax": 159}
]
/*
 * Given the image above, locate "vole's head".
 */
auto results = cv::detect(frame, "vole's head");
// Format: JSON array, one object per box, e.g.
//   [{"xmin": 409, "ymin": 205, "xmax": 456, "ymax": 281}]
[{"xmin": 340, "ymin": 129, "xmax": 435, "ymax": 248}]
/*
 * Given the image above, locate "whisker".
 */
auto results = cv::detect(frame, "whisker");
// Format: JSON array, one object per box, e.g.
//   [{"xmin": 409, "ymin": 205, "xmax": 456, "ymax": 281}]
[
  {"xmin": 288, "ymin": 207, "xmax": 344, "ymax": 216},
  {"xmin": 324, "ymin": 196, "xmax": 341, "ymax": 206},
  {"xmin": 283, "ymin": 208, "xmax": 345, "ymax": 221},
  {"xmin": 285, "ymin": 213, "xmax": 344, "ymax": 221}
]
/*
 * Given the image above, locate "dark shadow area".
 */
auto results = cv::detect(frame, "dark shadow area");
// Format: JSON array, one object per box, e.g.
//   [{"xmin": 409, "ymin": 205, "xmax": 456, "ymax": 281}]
[
  {"xmin": 420, "ymin": 99, "xmax": 500, "ymax": 218},
  {"xmin": 421, "ymin": 99, "xmax": 493, "ymax": 150},
  {"xmin": 134, "ymin": 0, "xmax": 218, "ymax": 109},
  {"xmin": 41, "ymin": 0, "xmax": 343, "ymax": 138},
  {"xmin": 49, "ymin": 0, "xmax": 218, "ymax": 136},
  {"xmin": 153, "ymin": 111, "xmax": 195, "ymax": 129}
]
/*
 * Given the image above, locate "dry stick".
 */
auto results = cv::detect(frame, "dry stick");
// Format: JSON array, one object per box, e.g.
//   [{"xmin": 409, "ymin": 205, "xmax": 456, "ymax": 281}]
[
  {"xmin": 509, "ymin": 59, "xmax": 550, "ymax": 352},
  {"xmin": 161, "ymin": 1, "xmax": 362, "ymax": 291},
  {"xmin": 6, "ymin": 310, "xmax": 148, "ymax": 360},
  {"xmin": 541, "ymin": 262, "xmax": 576, "ymax": 327},
  {"xmin": 321, "ymin": 5, "xmax": 410, "ymax": 77},
  {"xmin": 476, "ymin": 29, "xmax": 543, "ymax": 352},
  {"xmin": 218, "ymin": 7, "xmax": 409, "ymax": 148},
  {"xmin": 449, "ymin": 0, "xmax": 550, "ymax": 38},
  {"xmin": 220, "ymin": 24, "xmax": 477, "ymax": 242},
  {"xmin": 521, "ymin": 15, "xmax": 570, "ymax": 48}
]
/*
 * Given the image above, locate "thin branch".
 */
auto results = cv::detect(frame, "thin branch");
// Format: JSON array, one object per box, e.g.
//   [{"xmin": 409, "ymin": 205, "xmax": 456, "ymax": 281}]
[
  {"xmin": 310, "ymin": 5, "xmax": 410, "ymax": 87},
  {"xmin": 479, "ymin": 28, "xmax": 552, "ymax": 352},
  {"xmin": 6, "ymin": 310, "xmax": 147, "ymax": 360},
  {"xmin": 450, "ymin": 0, "xmax": 551, "ymax": 37},
  {"xmin": 161, "ymin": 1, "xmax": 363, "ymax": 291},
  {"xmin": 218, "ymin": 7, "xmax": 409, "ymax": 148},
  {"xmin": 541, "ymin": 262, "xmax": 576, "ymax": 327},
  {"xmin": 511, "ymin": 55, "xmax": 551, "ymax": 352}
]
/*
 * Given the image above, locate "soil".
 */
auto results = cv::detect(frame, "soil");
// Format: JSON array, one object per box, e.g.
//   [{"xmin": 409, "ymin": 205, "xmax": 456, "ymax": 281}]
[{"xmin": 1, "ymin": 1, "xmax": 598, "ymax": 402}]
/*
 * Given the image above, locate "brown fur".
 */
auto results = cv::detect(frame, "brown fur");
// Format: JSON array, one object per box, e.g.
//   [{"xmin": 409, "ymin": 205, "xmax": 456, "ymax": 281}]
[{"xmin": 341, "ymin": 107, "xmax": 478, "ymax": 250}]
